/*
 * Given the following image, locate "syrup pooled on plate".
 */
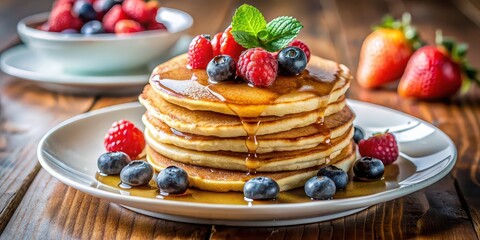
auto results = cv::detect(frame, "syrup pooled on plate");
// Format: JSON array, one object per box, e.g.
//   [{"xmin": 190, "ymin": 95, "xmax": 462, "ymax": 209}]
[{"xmin": 95, "ymin": 158, "xmax": 415, "ymax": 205}]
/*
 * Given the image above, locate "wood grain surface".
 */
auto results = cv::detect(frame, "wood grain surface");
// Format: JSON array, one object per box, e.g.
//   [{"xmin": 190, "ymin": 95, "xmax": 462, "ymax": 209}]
[{"xmin": 1, "ymin": 0, "xmax": 480, "ymax": 239}]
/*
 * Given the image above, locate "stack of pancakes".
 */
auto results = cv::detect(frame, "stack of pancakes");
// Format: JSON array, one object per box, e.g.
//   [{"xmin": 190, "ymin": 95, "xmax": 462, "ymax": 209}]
[{"xmin": 140, "ymin": 54, "xmax": 356, "ymax": 192}]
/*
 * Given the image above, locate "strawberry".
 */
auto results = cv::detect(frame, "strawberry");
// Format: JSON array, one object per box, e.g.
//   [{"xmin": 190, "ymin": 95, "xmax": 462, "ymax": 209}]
[
  {"xmin": 358, "ymin": 132, "xmax": 399, "ymax": 165},
  {"xmin": 211, "ymin": 32, "xmax": 222, "ymax": 56},
  {"xmin": 104, "ymin": 120, "xmax": 145, "ymax": 160},
  {"xmin": 220, "ymin": 26, "xmax": 246, "ymax": 62},
  {"xmin": 187, "ymin": 35, "xmax": 214, "ymax": 69},
  {"xmin": 147, "ymin": 21, "xmax": 167, "ymax": 31},
  {"xmin": 48, "ymin": 3, "xmax": 83, "ymax": 32},
  {"xmin": 398, "ymin": 31, "xmax": 479, "ymax": 99},
  {"xmin": 115, "ymin": 19, "xmax": 144, "ymax": 34},
  {"xmin": 122, "ymin": 0, "xmax": 152, "ymax": 25},
  {"xmin": 357, "ymin": 13, "xmax": 423, "ymax": 88},
  {"xmin": 145, "ymin": 0, "xmax": 160, "ymax": 22},
  {"xmin": 102, "ymin": 5, "xmax": 129, "ymax": 33}
]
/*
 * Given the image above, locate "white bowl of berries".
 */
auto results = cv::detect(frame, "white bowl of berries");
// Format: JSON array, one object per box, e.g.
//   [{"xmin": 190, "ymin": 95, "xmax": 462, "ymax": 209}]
[{"xmin": 17, "ymin": 0, "xmax": 193, "ymax": 74}]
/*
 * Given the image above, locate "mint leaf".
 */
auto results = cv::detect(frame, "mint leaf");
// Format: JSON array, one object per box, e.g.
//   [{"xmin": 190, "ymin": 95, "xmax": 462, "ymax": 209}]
[
  {"xmin": 263, "ymin": 16, "xmax": 303, "ymax": 52},
  {"xmin": 232, "ymin": 4, "xmax": 267, "ymax": 34},
  {"xmin": 232, "ymin": 31, "xmax": 260, "ymax": 49}
]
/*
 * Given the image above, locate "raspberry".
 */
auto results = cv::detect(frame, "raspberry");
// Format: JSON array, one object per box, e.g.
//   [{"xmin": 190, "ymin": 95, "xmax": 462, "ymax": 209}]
[
  {"xmin": 48, "ymin": 3, "xmax": 83, "ymax": 32},
  {"xmin": 220, "ymin": 26, "xmax": 246, "ymax": 62},
  {"xmin": 122, "ymin": 0, "xmax": 152, "ymax": 25},
  {"xmin": 102, "ymin": 5, "xmax": 129, "ymax": 33},
  {"xmin": 104, "ymin": 120, "xmax": 145, "ymax": 159},
  {"xmin": 358, "ymin": 132, "xmax": 399, "ymax": 165},
  {"xmin": 289, "ymin": 39, "xmax": 311, "ymax": 63},
  {"xmin": 237, "ymin": 48, "xmax": 278, "ymax": 87},
  {"xmin": 187, "ymin": 35, "xmax": 214, "ymax": 69},
  {"xmin": 211, "ymin": 32, "xmax": 222, "ymax": 56},
  {"xmin": 115, "ymin": 19, "xmax": 144, "ymax": 34}
]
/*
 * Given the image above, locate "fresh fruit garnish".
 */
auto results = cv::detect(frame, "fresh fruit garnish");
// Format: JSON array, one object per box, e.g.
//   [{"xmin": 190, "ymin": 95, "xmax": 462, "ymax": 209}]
[
  {"xmin": 207, "ymin": 55, "xmax": 236, "ymax": 83},
  {"xmin": 398, "ymin": 31, "xmax": 479, "ymax": 99},
  {"xmin": 104, "ymin": 120, "xmax": 145, "ymax": 159},
  {"xmin": 187, "ymin": 35, "xmax": 214, "ymax": 69},
  {"xmin": 289, "ymin": 39, "xmax": 311, "ymax": 63},
  {"xmin": 277, "ymin": 46, "xmax": 307, "ymax": 75},
  {"xmin": 237, "ymin": 48, "xmax": 278, "ymax": 87},
  {"xmin": 122, "ymin": 0, "xmax": 154, "ymax": 25},
  {"xmin": 358, "ymin": 131, "xmax": 399, "ymax": 165},
  {"xmin": 114, "ymin": 19, "xmax": 144, "ymax": 34},
  {"xmin": 304, "ymin": 176, "xmax": 336, "ymax": 200},
  {"xmin": 230, "ymin": 4, "xmax": 303, "ymax": 52},
  {"xmin": 317, "ymin": 165, "xmax": 348, "ymax": 190},
  {"xmin": 102, "ymin": 4, "xmax": 129, "ymax": 33},
  {"xmin": 97, "ymin": 151, "xmax": 131, "ymax": 175},
  {"xmin": 48, "ymin": 3, "xmax": 83, "ymax": 32},
  {"xmin": 353, "ymin": 126, "xmax": 365, "ymax": 144},
  {"xmin": 120, "ymin": 160, "xmax": 154, "ymax": 186},
  {"xmin": 211, "ymin": 32, "xmax": 223, "ymax": 56},
  {"xmin": 357, "ymin": 13, "xmax": 423, "ymax": 89},
  {"xmin": 219, "ymin": 26, "xmax": 246, "ymax": 62},
  {"xmin": 156, "ymin": 166, "xmax": 189, "ymax": 194},
  {"xmin": 73, "ymin": 1, "xmax": 97, "ymax": 22},
  {"xmin": 353, "ymin": 157, "xmax": 385, "ymax": 181},
  {"xmin": 81, "ymin": 20, "xmax": 105, "ymax": 34},
  {"xmin": 243, "ymin": 177, "xmax": 280, "ymax": 200}
]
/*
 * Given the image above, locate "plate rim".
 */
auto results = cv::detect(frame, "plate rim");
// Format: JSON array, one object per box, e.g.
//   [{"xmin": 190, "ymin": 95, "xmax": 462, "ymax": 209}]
[
  {"xmin": 37, "ymin": 100, "xmax": 457, "ymax": 219},
  {"xmin": 0, "ymin": 45, "xmax": 150, "ymax": 86}
]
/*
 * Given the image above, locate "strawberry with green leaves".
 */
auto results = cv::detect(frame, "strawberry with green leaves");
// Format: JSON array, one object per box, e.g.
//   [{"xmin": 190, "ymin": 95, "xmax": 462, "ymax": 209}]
[
  {"xmin": 357, "ymin": 13, "xmax": 423, "ymax": 89},
  {"xmin": 398, "ymin": 31, "xmax": 479, "ymax": 99}
]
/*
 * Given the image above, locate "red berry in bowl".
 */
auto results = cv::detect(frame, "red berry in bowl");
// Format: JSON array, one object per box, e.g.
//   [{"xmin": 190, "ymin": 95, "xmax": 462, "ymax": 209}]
[
  {"xmin": 115, "ymin": 19, "xmax": 144, "ymax": 34},
  {"xmin": 48, "ymin": 3, "xmax": 83, "ymax": 32},
  {"xmin": 122, "ymin": 0, "xmax": 152, "ymax": 25},
  {"xmin": 358, "ymin": 132, "xmax": 399, "ymax": 165},
  {"xmin": 187, "ymin": 34, "xmax": 214, "ymax": 69},
  {"xmin": 102, "ymin": 4, "xmax": 129, "ymax": 33},
  {"xmin": 237, "ymin": 48, "xmax": 278, "ymax": 87},
  {"xmin": 104, "ymin": 120, "xmax": 145, "ymax": 159}
]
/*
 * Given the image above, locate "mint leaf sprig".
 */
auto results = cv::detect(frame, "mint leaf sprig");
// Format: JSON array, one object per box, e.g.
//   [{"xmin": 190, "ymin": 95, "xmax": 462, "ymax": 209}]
[{"xmin": 231, "ymin": 4, "xmax": 303, "ymax": 52}]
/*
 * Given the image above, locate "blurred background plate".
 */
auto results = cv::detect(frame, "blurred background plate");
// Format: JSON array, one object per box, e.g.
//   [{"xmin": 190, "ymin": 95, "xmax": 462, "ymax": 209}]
[{"xmin": 0, "ymin": 35, "xmax": 191, "ymax": 95}]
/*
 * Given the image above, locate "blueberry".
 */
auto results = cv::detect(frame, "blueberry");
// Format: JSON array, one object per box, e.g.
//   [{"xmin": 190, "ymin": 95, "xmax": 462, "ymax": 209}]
[
  {"xmin": 120, "ymin": 160, "xmax": 154, "ymax": 186},
  {"xmin": 317, "ymin": 165, "xmax": 348, "ymax": 190},
  {"xmin": 81, "ymin": 20, "xmax": 104, "ymax": 35},
  {"xmin": 97, "ymin": 151, "xmax": 130, "ymax": 175},
  {"xmin": 304, "ymin": 176, "xmax": 336, "ymax": 200},
  {"xmin": 353, "ymin": 157, "xmax": 385, "ymax": 181},
  {"xmin": 73, "ymin": 1, "xmax": 97, "ymax": 22},
  {"xmin": 156, "ymin": 166, "xmax": 189, "ymax": 194},
  {"xmin": 207, "ymin": 55, "xmax": 236, "ymax": 83},
  {"xmin": 353, "ymin": 126, "xmax": 365, "ymax": 144},
  {"xmin": 277, "ymin": 46, "xmax": 307, "ymax": 75},
  {"xmin": 243, "ymin": 177, "xmax": 280, "ymax": 200}
]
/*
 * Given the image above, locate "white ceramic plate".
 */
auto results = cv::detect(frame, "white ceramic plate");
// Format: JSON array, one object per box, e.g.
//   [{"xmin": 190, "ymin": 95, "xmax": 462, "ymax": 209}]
[
  {"xmin": 37, "ymin": 100, "xmax": 456, "ymax": 226},
  {"xmin": 0, "ymin": 36, "xmax": 190, "ymax": 95}
]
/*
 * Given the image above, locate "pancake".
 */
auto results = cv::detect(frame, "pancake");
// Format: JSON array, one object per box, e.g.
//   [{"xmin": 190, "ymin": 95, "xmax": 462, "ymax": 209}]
[
  {"xmin": 140, "ymin": 84, "xmax": 347, "ymax": 137},
  {"xmin": 147, "ymin": 142, "xmax": 356, "ymax": 192},
  {"xmin": 145, "ymin": 127, "xmax": 354, "ymax": 172},
  {"xmin": 149, "ymin": 54, "xmax": 351, "ymax": 117},
  {"xmin": 143, "ymin": 106, "xmax": 355, "ymax": 153}
]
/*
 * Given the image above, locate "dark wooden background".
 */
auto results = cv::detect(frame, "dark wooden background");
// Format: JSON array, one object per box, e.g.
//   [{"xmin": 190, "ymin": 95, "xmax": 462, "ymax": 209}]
[{"xmin": 1, "ymin": 0, "xmax": 480, "ymax": 239}]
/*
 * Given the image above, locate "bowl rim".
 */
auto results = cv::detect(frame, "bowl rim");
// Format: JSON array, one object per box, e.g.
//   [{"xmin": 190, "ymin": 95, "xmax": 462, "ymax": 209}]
[{"xmin": 18, "ymin": 7, "xmax": 193, "ymax": 42}]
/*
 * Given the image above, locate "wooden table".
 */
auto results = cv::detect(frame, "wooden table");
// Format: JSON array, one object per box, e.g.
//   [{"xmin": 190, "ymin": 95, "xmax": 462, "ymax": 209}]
[{"xmin": 1, "ymin": 0, "xmax": 480, "ymax": 239}]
